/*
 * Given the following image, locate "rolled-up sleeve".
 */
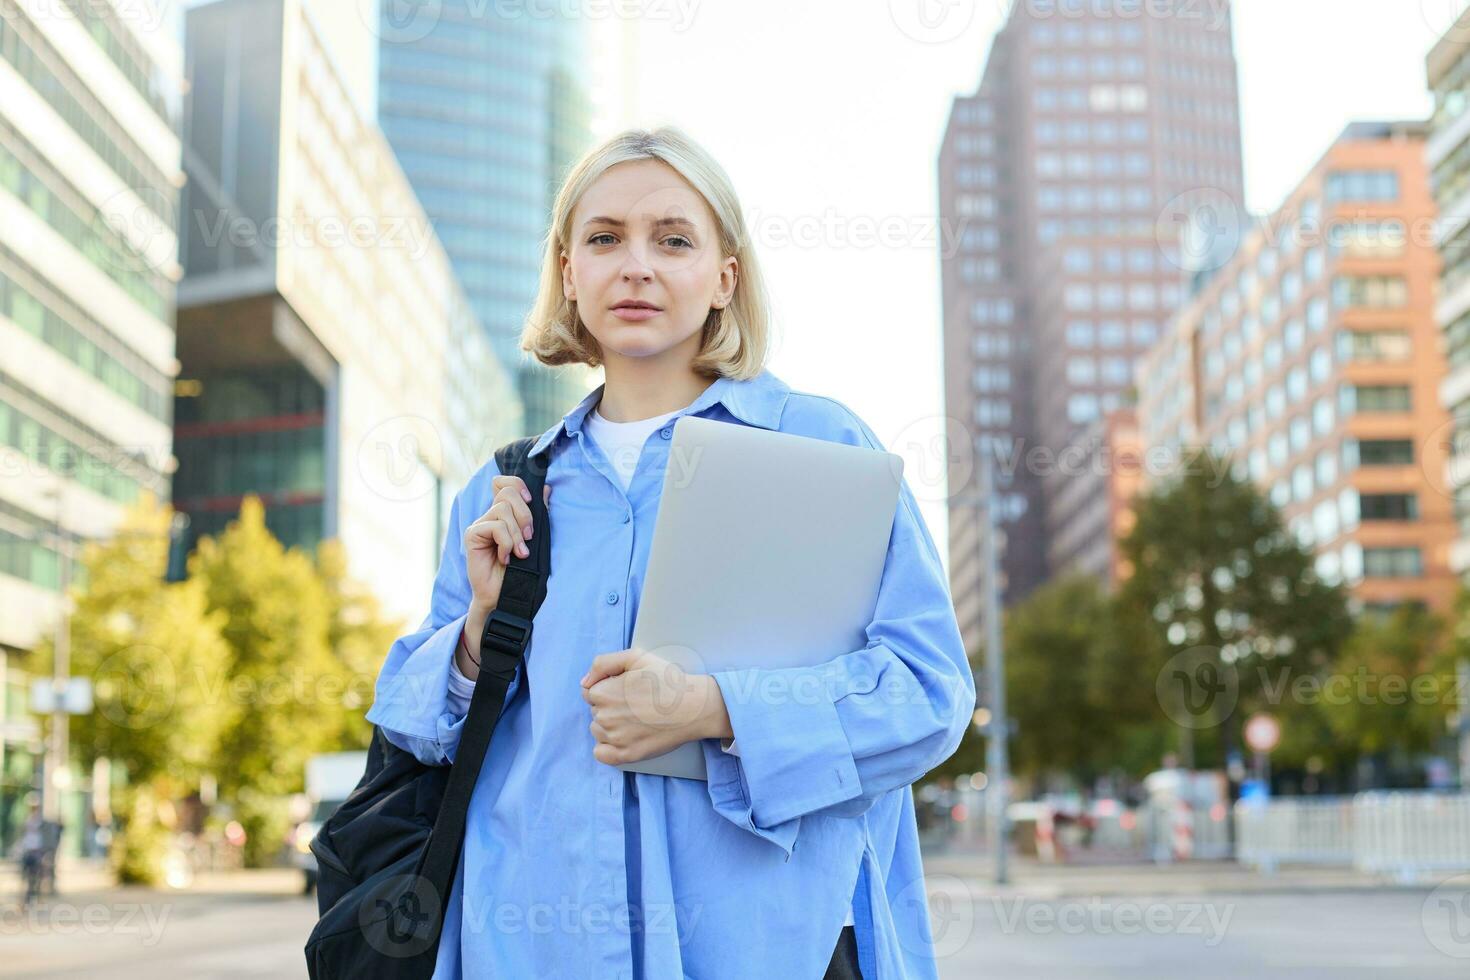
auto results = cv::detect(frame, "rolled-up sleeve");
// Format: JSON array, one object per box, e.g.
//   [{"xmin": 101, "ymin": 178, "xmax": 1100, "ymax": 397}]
[
  {"xmin": 700, "ymin": 407, "xmax": 976, "ymax": 835},
  {"xmin": 365, "ymin": 460, "xmax": 522, "ymax": 766}
]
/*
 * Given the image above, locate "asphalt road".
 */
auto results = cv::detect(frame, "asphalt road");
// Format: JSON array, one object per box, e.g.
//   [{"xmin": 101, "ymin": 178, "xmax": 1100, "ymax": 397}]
[
  {"xmin": 0, "ymin": 874, "xmax": 1466, "ymax": 978},
  {"xmin": 936, "ymin": 883, "xmax": 1470, "ymax": 979}
]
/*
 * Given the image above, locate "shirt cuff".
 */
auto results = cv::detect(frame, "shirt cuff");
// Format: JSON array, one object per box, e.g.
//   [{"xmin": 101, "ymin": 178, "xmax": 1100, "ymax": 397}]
[
  {"xmin": 708, "ymin": 666, "xmax": 863, "ymax": 827},
  {"xmin": 700, "ymin": 738, "xmax": 800, "ymax": 861}
]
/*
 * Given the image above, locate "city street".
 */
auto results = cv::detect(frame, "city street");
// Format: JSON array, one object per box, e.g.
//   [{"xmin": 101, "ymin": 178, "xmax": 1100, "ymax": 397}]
[
  {"xmin": 935, "ymin": 879, "xmax": 1467, "ymax": 978},
  {"xmin": 1, "ymin": 860, "xmax": 1465, "ymax": 978}
]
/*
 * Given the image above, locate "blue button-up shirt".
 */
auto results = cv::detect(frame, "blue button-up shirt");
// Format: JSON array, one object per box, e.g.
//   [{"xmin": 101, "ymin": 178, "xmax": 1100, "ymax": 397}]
[{"xmin": 366, "ymin": 367, "xmax": 976, "ymax": 979}]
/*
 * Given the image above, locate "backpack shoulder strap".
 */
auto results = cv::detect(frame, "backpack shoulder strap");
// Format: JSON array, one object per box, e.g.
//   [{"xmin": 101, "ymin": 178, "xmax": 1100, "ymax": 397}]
[{"xmin": 416, "ymin": 436, "xmax": 551, "ymax": 905}]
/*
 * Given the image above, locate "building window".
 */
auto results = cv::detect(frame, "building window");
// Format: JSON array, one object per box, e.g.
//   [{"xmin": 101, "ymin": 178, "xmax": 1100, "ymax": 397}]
[
  {"xmin": 1324, "ymin": 169, "xmax": 1400, "ymax": 203},
  {"xmin": 1359, "ymin": 493, "xmax": 1418, "ymax": 520},
  {"xmin": 1327, "ymin": 219, "xmax": 1406, "ymax": 259},
  {"xmin": 1362, "ymin": 546, "xmax": 1423, "ymax": 578},
  {"xmin": 1355, "ymin": 438, "xmax": 1414, "ymax": 465},
  {"xmin": 1068, "ymin": 394, "xmax": 1099, "ymax": 424},
  {"xmin": 1332, "ymin": 276, "xmax": 1407, "ymax": 309},
  {"xmin": 1067, "ymin": 357, "xmax": 1097, "ymax": 384},
  {"xmin": 1340, "ymin": 384, "xmax": 1411, "ymax": 413},
  {"xmin": 1314, "ymin": 448, "xmax": 1337, "ymax": 487},
  {"xmin": 1337, "ymin": 329, "xmax": 1411, "ymax": 362}
]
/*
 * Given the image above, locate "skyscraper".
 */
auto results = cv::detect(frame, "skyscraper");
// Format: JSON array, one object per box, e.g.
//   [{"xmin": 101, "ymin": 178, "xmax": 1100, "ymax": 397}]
[
  {"xmin": 374, "ymin": 0, "xmax": 596, "ymax": 435},
  {"xmin": 938, "ymin": 1, "xmax": 1245, "ymax": 651}
]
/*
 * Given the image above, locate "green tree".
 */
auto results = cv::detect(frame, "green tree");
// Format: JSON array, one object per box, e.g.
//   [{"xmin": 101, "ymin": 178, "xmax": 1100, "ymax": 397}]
[
  {"xmin": 188, "ymin": 496, "xmax": 343, "ymax": 866},
  {"xmin": 1316, "ymin": 605, "xmax": 1456, "ymax": 768},
  {"xmin": 44, "ymin": 492, "xmax": 230, "ymax": 882},
  {"xmin": 1117, "ymin": 449, "xmax": 1353, "ymax": 768},
  {"xmin": 314, "ymin": 538, "xmax": 405, "ymax": 751}
]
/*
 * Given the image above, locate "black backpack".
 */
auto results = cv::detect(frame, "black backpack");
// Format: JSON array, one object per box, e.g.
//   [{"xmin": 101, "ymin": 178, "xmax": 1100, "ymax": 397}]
[{"xmin": 304, "ymin": 437, "xmax": 550, "ymax": 979}]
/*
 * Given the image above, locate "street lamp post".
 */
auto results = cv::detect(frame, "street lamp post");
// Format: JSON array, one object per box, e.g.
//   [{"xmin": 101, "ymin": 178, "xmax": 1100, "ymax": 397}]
[{"xmin": 954, "ymin": 450, "xmax": 1011, "ymax": 885}]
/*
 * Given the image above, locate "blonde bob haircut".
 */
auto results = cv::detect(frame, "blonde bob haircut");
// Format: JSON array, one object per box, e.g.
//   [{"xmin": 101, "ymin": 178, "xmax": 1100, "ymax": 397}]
[{"xmin": 520, "ymin": 126, "xmax": 771, "ymax": 380}]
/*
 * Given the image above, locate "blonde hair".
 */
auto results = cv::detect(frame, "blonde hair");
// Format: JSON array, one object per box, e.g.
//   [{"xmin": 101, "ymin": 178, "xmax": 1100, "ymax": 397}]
[{"xmin": 520, "ymin": 126, "xmax": 771, "ymax": 380}]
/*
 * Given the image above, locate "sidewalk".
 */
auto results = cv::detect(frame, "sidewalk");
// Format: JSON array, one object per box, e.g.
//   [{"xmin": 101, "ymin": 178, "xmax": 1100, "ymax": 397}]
[
  {"xmin": 0, "ymin": 857, "xmax": 305, "ymax": 905},
  {"xmin": 922, "ymin": 846, "xmax": 1432, "ymax": 898}
]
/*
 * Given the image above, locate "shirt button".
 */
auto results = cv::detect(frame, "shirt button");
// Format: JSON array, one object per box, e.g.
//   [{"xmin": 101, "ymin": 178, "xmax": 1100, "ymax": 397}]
[
  {"xmin": 660, "ymin": 427, "xmax": 672, "ymax": 439},
  {"xmin": 622, "ymin": 512, "xmax": 631, "ymax": 524},
  {"xmin": 606, "ymin": 591, "xmax": 619, "ymax": 605}
]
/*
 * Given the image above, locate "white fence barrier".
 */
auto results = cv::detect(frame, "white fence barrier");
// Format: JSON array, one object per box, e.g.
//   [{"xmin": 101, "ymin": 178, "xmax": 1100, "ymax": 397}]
[{"xmin": 1236, "ymin": 792, "xmax": 1470, "ymax": 879}]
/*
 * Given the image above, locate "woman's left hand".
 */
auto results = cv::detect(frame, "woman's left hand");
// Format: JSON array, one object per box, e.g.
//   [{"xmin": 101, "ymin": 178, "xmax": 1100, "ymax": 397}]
[{"xmin": 580, "ymin": 648, "xmax": 731, "ymax": 765}]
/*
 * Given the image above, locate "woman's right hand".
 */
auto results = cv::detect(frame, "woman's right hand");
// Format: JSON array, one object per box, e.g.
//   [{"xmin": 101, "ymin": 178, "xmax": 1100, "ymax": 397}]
[{"xmin": 458, "ymin": 474, "xmax": 551, "ymax": 679}]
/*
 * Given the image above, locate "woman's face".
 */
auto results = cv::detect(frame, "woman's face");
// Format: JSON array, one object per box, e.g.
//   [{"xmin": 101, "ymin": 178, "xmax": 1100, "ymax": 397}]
[{"xmin": 561, "ymin": 159, "xmax": 736, "ymax": 366}]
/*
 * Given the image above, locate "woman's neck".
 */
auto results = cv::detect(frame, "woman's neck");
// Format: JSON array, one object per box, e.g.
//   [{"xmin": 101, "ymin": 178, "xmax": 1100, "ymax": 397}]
[{"xmin": 597, "ymin": 364, "xmax": 715, "ymax": 423}]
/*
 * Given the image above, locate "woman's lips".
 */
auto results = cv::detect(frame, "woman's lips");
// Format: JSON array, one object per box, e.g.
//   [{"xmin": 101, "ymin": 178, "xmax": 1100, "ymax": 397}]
[{"xmin": 610, "ymin": 307, "xmax": 662, "ymax": 321}]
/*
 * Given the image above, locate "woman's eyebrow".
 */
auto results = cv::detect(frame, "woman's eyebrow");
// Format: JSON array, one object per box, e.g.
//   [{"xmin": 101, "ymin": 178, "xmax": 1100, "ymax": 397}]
[{"xmin": 582, "ymin": 215, "xmax": 698, "ymax": 232}]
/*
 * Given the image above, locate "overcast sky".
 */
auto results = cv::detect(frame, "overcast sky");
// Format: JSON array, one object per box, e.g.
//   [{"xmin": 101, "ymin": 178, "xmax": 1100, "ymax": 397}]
[{"xmin": 586, "ymin": 1, "xmax": 1442, "ymax": 568}]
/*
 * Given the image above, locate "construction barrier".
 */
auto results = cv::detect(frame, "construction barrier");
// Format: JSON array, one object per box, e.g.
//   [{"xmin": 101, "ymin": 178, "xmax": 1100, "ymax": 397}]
[{"xmin": 1236, "ymin": 791, "xmax": 1470, "ymax": 879}]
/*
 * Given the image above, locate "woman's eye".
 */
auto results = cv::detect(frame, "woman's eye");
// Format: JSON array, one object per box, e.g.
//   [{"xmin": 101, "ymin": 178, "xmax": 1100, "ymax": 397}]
[
  {"xmin": 663, "ymin": 236, "xmax": 692, "ymax": 249},
  {"xmin": 589, "ymin": 233, "xmax": 616, "ymax": 246}
]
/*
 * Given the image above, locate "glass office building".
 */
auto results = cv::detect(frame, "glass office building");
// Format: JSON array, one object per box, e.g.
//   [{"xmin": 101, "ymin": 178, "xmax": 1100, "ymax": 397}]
[{"xmin": 376, "ymin": 0, "xmax": 595, "ymax": 434}]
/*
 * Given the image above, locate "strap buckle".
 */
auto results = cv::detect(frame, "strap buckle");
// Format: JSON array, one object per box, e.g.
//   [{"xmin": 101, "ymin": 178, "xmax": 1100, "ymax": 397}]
[{"xmin": 478, "ymin": 608, "xmax": 530, "ymax": 682}]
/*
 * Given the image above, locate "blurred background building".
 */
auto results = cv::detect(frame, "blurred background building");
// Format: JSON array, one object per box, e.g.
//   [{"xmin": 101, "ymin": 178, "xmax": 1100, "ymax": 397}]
[
  {"xmin": 0, "ymin": 0, "xmax": 183, "ymax": 848},
  {"xmin": 1427, "ymin": 17, "xmax": 1470, "ymax": 578},
  {"xmin": 938, "ymin": 0, "xmax": 1246, "ymax": 653},
  {"xmin": 373, "ymin": 0, "xmax": 595, "ymax": 434},
  {"xmin": 1138, "ymin": 120, "xmax": 1455, "ymax": 615},
  {"xmin": 175, "ymin": 0, "xmax": 524, "ymax": 628}
]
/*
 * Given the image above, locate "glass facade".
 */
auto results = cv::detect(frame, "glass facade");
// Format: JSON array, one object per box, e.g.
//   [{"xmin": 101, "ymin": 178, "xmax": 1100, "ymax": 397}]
[
  {"xmin": 376, "ymin": 0, "xmax": 593, "ymax": 434},
  {"xmin": 172, "ymin": 366, "xmax": 327, "ymax": 555}
]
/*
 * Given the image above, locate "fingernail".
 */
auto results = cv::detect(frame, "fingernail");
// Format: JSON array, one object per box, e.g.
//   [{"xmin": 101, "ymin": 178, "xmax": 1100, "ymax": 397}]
[
  {"xmin": 523, "ymin": 523, "xmax": 532, "ymax": 539},
  {"xmin": 518, "ymin": 542, "xmax": 528, "ymax": 557},
  {"xmin": 521, "ymin": 488, "xmax": 532, "ymax": 502}
]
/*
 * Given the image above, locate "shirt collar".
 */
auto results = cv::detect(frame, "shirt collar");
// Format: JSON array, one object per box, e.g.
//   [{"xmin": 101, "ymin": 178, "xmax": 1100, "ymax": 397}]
[{"xmin": 528, "ymin": 368, "xmax": 790, "ymax": 459}]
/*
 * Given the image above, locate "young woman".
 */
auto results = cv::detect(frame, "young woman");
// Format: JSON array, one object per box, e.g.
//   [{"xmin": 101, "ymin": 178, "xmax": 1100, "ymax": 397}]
[{"xmin": 367, "ymin": 126, "xmax": 976, "ymax": 979}]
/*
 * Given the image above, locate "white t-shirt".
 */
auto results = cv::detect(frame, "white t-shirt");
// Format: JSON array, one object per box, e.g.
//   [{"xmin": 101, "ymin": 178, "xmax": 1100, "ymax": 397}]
[{"xmin": 450, "ymin": 401, "xmax": 856, "ymax": 926}]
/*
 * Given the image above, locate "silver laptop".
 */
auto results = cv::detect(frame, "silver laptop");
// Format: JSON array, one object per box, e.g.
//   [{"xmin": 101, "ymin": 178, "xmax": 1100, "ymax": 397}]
[{"xmin": 617, "ymin": 414, "xmax": 904, "ymax": 780}]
